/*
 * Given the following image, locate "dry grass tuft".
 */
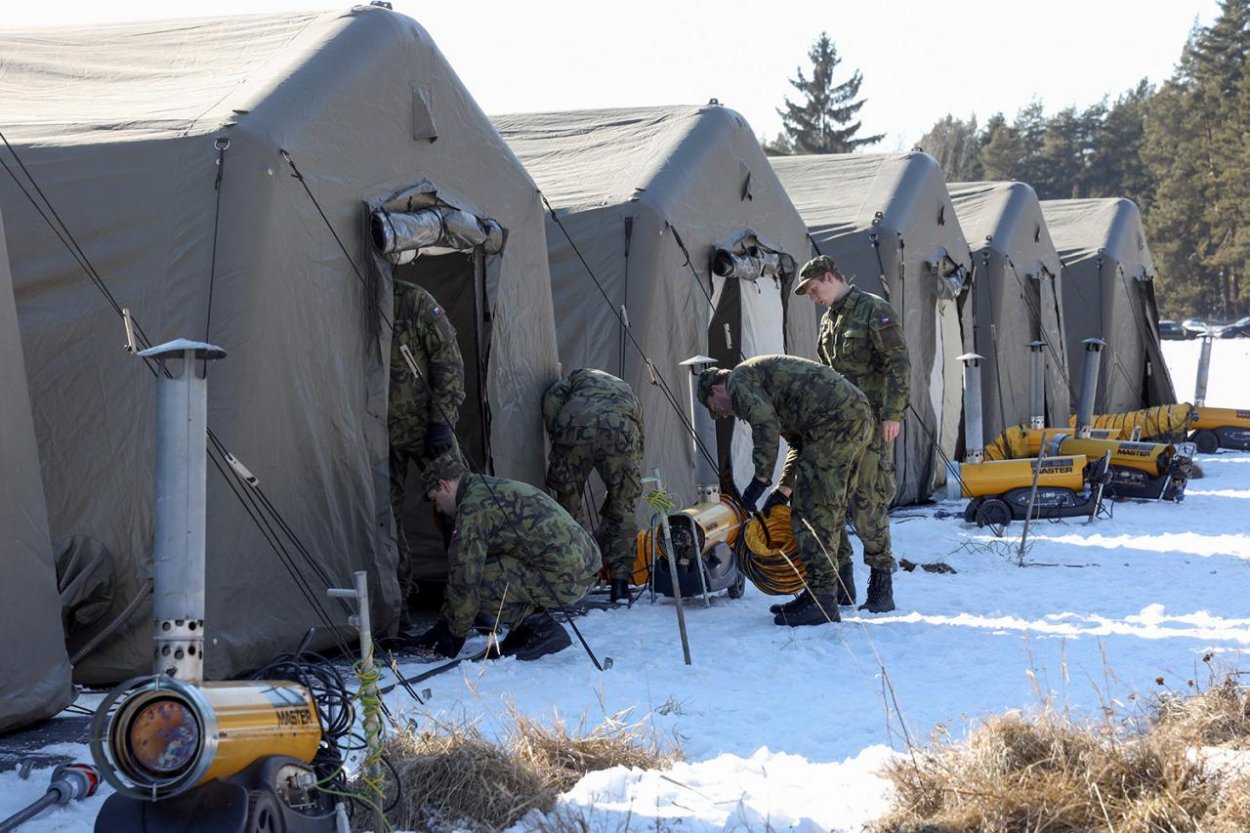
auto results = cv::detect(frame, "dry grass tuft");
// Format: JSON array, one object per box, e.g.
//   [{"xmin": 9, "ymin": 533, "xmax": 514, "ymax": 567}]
[
  {"xmin": 872, "ymin": 674, "xmax": 1250, "ymax": 833},
  {"xmin": 369, "ymin": 707, "xmax": 680, "ymax": 833}
]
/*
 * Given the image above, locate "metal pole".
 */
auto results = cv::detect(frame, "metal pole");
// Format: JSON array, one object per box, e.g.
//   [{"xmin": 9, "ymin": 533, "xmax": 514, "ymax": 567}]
[
  {"xmin": 1194, "ymin": 334, "xmax": 1214, "ymax": 407},
  {"xmin": 1075, "ymin": 338, "xmax": 1106, "ymax": 439},
  {"xmin": 958, "ymin": 353, "xmax": 985, "ymax": 464},
  {"xmin": 138, "ymin": 339, "xmax": 226, "ymax": 683},
  {"xmin": 645, "ymin": 471, "xmax": 692, "ymax": 665},
  {"xmin": 1028, "ymin": 340, "xmax": 1046, "ymax": 429}
]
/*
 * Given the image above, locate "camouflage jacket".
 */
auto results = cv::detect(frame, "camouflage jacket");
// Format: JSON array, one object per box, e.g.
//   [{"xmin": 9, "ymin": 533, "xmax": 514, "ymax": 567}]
[
  {"xmin": 443, "ymin": 474, "xmax": 599, "ymax": 637},
  {"xmin": 817, "ymin": 287, "xmax": 910, "ymax": 422},
  {"xmin": 542, "ymin": 368, "xmax": 642, "ymax": 437},
  {"xmin": 389, "ymin": 280, "xmax": 465, "ymax": 438},
  {"xmin": 727, "ymin": 355, "xmax": 871, "ymax": 486}
]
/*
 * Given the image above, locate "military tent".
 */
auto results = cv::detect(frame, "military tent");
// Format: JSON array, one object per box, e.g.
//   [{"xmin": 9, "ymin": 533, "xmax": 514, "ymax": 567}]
[
  {"xmin": 0, "ymin": 205, "xmax": 75, "ymax": 733},
  {"xmin": 772, "ymin": 152, "xmax": 971, "ymax": 504},
  {"xmin": 493, "ymin": 105, "xmax": 818, "ymax": 503},
  {"xmin": 1040, "ymin": 199, "xmax": 1176, "ymax": 413},
  {"xmin": 949, "ymin": 181, "xmax": 1073, "ymax": 441},
  {"xmin": 0, "ymin": 7, "xmax": 558, "ymax": 686}
]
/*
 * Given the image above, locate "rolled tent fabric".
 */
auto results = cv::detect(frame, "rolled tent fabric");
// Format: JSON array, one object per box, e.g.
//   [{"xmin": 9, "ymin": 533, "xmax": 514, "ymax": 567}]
[
  {"xmin": 0, "ymin": 202, "xmax": 74, "ymax": 733},
  {"xmin": 1041, "ymin": 198, "xmax": 1176, "ymax": 412},
  {"xmin": 0, "ymin": 7, "xmax": 559, "ymax": 684},
  {"xmin": 772, "ymin": 152, "xmax": 973, "ymax": 504},
  {"xmin": 949, "ymin": 181, "xmax": 1073, "ymax": 439}
]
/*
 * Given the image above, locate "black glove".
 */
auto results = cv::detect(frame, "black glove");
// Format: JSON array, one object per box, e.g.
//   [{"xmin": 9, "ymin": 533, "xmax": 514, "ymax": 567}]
[
  {"xmin": 425, "ymin": 421, "xmax": 454, "ymax": 457},
  {"xmin": 740, "ymin": 478, "xmax": 769, "ymax": 514},
  {"xmin": 762, "ymin": 488, "xmax": 790, "ymax": 513},
  {"xmin": 410, "ymin": 619, "xmax": 465, "ymax": 658}
]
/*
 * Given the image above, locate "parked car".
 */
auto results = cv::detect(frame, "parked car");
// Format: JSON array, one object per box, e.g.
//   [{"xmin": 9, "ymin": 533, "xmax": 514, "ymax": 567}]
[
  {"xmin": 1219, "ymin": 316, "xmax": 1250, "ymax": 338},
  {"xmin": 1182, "ymin": 318, "xmax": 1214, "ymax": 338},
  {"xmin": 1158, "ymin": 320, "xmax": 1187, "ymax": 340}
]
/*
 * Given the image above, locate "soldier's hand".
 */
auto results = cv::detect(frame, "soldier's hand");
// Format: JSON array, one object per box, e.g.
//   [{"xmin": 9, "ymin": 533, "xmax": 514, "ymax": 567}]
[
  {"xmin": 882, "ymin": 420, "xmax": 901, "ymax": 443},
  {"xmin": 409, "ymin": 619, "xmax": 465, "ymax": 658},
  {"xmin": 761, "ymin": 488, "xmax": 790, "ymax": 514},
  {"xmin": 740, "ymin": 478, "xmax": 769, "ymax": 514},
  {"xmin": 425, "ymin": 421, "xmax": 455, "ymax": 456}
]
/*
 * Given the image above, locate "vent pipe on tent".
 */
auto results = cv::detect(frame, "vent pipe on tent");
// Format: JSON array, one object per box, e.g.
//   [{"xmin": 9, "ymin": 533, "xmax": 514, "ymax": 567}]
[
  {"xmin": 370, "ymin": 206, "xmax": 504, "ymax": 263},
  {"xmin": 1194, "ymin": 333, "xmax": 1214, "ymax": 407},
  {"xmin": 1029, "ymin": 341, "xmax": 1047, "ymax": 429},
  {"xmin": 1075, "ymin": 338, "xmax": 1106, "ymax": 439},
  {"xmin": 680, "ymin": 354, "xmax": 719, "ymax": 490},
  {"xmin": 711, "ymin": 247, "xmax": 792, "ymax": 281},
  {"xmin": 958, "ymin": 353, "xmax": 985, "ymax": 465},
  {"xmin": 136, "ymin": 339, "xmax": 226, "ymax": 684}
]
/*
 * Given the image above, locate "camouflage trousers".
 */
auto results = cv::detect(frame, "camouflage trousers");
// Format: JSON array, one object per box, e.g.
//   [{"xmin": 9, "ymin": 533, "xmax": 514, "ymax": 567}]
[
  {"xmin": 390, "ymin": 423, "xmax": 461, "ymax": 598},
  {"xmin": 836, "ymin": 426, "xmax": 896, "ymax": 571},
  {"xmin": 789, "ymin": 406, "xmax": 874, "ymax": 594},
  {"xmin": 546, "ymin": 415, "xmax": 643, "ymax": 581},
  {"xmin": 475, "ymin": 548, "xmax": 598, "ymax": 627}
]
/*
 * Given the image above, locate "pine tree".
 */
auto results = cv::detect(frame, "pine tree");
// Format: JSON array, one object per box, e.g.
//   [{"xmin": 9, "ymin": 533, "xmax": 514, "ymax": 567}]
[
  {"xmin": 769, "ymin": 33, "xmax": 883, "ymax": 155},
  {"xmin": 917, "ymin": 114, "xmax": 983, "ymax": 182}
]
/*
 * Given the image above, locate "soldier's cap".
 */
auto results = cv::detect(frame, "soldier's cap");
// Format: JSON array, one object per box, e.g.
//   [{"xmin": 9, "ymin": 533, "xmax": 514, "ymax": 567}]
[
  {"xmin": 794, "ymin": 254, "xmax": 841, "ymax": 295},
  {"xmin": 420, "ymin": 450, "xmax": 469, "ymax": 494},
  {"xmin": 695, "ymin": 367, "xmax": 731, "ymax": 407}
]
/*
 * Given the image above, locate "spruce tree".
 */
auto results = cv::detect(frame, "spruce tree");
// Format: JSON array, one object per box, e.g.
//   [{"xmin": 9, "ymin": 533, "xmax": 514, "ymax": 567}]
[
  {"xmin": 769, "ymin": 33, "xmax": 883, "ymax": 155},
  {"xmin": 917, "ymin": 115, "xmax": 983, "ymax": 182}
]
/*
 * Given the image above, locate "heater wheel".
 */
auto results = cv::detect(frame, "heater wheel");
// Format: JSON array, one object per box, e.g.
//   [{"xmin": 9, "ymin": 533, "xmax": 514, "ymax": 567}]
[
  {"xmin": 728, "ymin": 571, "xmax": 746, "ymax": 599},
  {"xmin": 1192, "ymin": 429, "xmax": 1219, "ymax": 454},
  {"xmin": 247, "ymin": 790, "xmax": 285, "ymax": 833},
  {"xmin": 973, "ymin": 498, "xmax": 1012, "ymax": 531}
]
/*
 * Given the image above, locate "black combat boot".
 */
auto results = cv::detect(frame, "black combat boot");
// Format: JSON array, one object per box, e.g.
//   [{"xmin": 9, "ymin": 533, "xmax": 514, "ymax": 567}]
[
  {"xmin": 499, "ymin": 612, "xmax": 572, "ymax": 661},
  {"xmin": 769, "ymin": 591, "xmax": 810, "ymax": 615},
  {"xmin": 774, "ymin": 592, "xmax": 840, "ymax": 626},
  {"xmin": 858, "ymin": 569, "xmax": 895, "ymax": 613},
  {"xmin": 609, "ymin": 578, "xmax": 631, "ymax": 603},
  {"xmin": 835, "ymin": 561, "xmax": 856, "ymax": 606}
]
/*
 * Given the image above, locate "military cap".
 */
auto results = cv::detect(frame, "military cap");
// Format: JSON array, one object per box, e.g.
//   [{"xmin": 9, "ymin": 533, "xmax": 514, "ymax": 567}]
[
  {"xmin": 420, "ymin": 449, "xmax": 469, "ymax": 494},
  {"xmin": 695, "ymin": 367, "xmax": 731, "ymax": 406},
  {"xmin": 795, "ymin": 254, "xmax": 841, "ymax": 295}
]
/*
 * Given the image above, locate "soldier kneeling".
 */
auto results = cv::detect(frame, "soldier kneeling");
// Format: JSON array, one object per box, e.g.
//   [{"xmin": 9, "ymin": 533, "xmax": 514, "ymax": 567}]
[{"xmin": 409, "ymin": 451, "xmax": 600, "ymax": 661}]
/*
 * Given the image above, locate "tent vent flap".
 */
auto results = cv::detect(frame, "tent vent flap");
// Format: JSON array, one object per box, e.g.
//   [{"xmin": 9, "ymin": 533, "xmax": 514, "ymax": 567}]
[{"xmin": 370, "ymin": 181, "xmax": 505, "ymax": 263}]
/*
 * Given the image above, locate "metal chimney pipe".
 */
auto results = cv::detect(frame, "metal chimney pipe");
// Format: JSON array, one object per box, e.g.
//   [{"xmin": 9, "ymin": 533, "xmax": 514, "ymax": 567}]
[
  {"xmin": 137, "ymin": 339, "xmax": 227, "ymax": 683},
  {"xmin": 1194, "ymin": 334, "xmax": 1214, "ymax": 407},
  {"xmin": 1028, "ymin": 340, "xmax": 1047, "ymax": 429},
  {"xmin": 1076, "ymin": 338, "xmax": 1106, "ymax": 439},
  {"xmin": 958, "ymin": 353, "xmax": 986, "ymax": 464},
  {"xmin": 680, "ymin": 355, "xmax": 719, "ymax": 487}
]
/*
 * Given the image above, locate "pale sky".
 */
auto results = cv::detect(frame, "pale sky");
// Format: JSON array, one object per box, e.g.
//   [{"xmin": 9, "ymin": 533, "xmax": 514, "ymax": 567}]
[{"xmin": 7, "ymin": 0, "xmax": 1220, "ymax": 149}]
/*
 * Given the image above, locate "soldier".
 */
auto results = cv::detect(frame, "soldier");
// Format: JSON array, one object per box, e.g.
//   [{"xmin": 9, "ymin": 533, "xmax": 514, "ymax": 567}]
[
  {"xmin": 409, "ymin": 451, "xmax": 600, "ymax": 661},
  {"xmin": 696, "ymin": 355, "xmax": 874, "ymax": 626},
  {"xmin": 388, "ymin": 279, "xmax": 465, "ymax": 613},
  {"xmin": 795, "ymin": 254, "xmax": 910, "ymax": 613},
  {"xmin": 542, "ymin": 369, "xmax": 644, "ymax": 603}
]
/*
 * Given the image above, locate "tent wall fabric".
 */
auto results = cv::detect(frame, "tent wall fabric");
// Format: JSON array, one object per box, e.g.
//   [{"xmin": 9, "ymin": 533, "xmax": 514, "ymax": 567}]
[
  {"xmin": 0, "ymin": 8, "xmax": 559, "ymax": 685},
  {"xmin": 1040, "ymin": 199, "xmax": 1176, "ymax": 413},
  {"xmin": 0, "ymin": 204, "xmax": 75, "ymax": 733},
  {"xmin": 949, "ymin": 182, "xmax": 1073, "ymax": 441},
  {"xmin": 494, "ymin": 105, "xmax": 819, "ymax": 504},
  {"xmin": 771, "ymin": 152, "xmax": 972, "ymax": 505}
]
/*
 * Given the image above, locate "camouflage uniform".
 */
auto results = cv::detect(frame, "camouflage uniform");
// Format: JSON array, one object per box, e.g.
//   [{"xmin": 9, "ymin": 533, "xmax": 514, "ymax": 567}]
[
  {"xmin": 440, "ymin": 473, "xmax": 600, "ymax": 639},
  {"xmin": 542, "ymin": 369, "xmax": 644, "ymax": 581},
  {"xmin": 816, "ymin": 286, "xmax": 910, "ymax": 572},
  {"xmin": 389, "ymin": 280, "xmax": 466, "ymax": 589},
  {"xmin": 723, "ymin": 355, "xmax": 874, "ymax": 595}
]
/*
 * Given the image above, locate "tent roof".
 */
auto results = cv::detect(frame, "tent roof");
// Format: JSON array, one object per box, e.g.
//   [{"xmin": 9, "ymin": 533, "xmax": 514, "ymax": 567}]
[
  {"xmin": 0, "ymin": 11, "xmax": 378, "ymax": 143},
  {"xmin": 949, "ymin": 181, "xmax": 1061, "ymax": 278},
  {"xmin": 493, "ymin": 105, "xmax": 759, "ymax": 211},
  {"xmin": 1039, "ymin": 198, "xmax": 1155, "ymax": 279}
]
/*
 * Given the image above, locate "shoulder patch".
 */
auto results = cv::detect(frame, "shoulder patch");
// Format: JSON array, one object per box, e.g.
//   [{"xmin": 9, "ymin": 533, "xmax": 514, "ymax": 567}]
[
  {"xmin": 879, "ymin": 316, "xmax": 894, "ymax": 326},
  {"xmin": 431, "ymin": 305, "xmax": 444, "ymax": 316}
]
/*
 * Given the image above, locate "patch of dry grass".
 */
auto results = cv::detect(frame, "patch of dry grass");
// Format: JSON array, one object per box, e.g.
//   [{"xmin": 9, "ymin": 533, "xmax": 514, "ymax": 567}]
[
  {"xmin": 872, "ymin": 672, "xmax": 1250, "ymax": 833},
  {"xmin": 370, "ymin": 706, "xmax": 680, "ymax": 833}
]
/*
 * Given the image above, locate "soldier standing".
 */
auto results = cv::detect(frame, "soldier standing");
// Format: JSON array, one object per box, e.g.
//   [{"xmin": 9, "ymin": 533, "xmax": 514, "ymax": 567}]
[
  {"xmin": 389, "ymin": 279, "xmax": 465, "ymax": 611},
  {"xmin": 542, "ymin": 369, "xmax": 644, "ymax": 603},
  {"xmin": 795, "ymin": 255, "xmax": 909, "ymax": 613},
  {"xmin": 696, "ymin": 355, "xmax": 874, "ymax": 626},
  {"xmin": 410, "ymin": 452, "xmax": 601, "ymax": 661}
]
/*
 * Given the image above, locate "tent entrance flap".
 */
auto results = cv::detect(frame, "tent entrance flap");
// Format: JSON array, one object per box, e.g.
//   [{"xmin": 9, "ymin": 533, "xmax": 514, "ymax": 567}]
[{"xmin": 396, "ymin": 251, "xmax": 490, "ymax": 582}]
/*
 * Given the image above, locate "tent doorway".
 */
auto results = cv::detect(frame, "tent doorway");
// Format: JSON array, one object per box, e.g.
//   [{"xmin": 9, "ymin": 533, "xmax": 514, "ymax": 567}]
[{"xmin": 393, "ymin": 250, "xmax": 490, "ymax": 589}]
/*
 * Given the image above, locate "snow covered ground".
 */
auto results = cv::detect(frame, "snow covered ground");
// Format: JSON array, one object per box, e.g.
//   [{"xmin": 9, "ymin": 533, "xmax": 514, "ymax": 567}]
[{"xmin": 4, "ymin": 339, "xmax": 1248, "ymax": 832}]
